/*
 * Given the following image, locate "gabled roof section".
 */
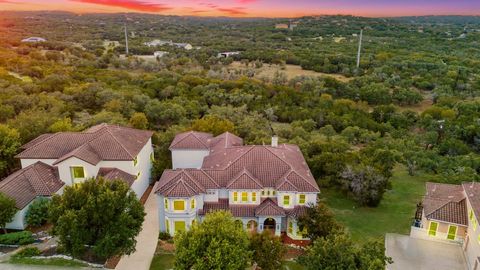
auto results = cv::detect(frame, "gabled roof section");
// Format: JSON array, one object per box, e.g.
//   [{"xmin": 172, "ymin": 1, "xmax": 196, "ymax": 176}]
[
  {"xmin": 210, "ymin": 132, "xmax": 243, "ymax": 152},
  {"xmin": 422, "ymin": 182, "xmax": 468, "ymax": 226},
  {"xmin": 17, "ymin": 124, "xmax": 153, "ymax": 165},
  {"xmin": 255, "ymin": 198, "xmax": 286, "ymax": 217},
  {"xmin": 0, "ymin": 162, "xmax": 64, "ymax": 209},
  {"xmin": 154, "ymin": 170, "xmax": 206, "ymax": 197},
  {"xmin": 286, "ymin": 206, "xmax": 308, "ymax": 219},
  {"xmin": 169, "ymin": 131, "xmax": 213, "ymax": 150},
  {"xmin": 98, "ymin": 167, "xmax": 136, "ymax": 187},
  {"xmin": 226, "ymin": 168, "xmax": 263, "ymax": 190}
]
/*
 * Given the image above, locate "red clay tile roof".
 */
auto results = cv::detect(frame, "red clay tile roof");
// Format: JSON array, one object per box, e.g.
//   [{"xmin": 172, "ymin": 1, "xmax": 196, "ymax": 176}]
[
  {"xmin": 463, "ymin": 182, "xmax": 480, "ymax": 220},
  {"xmin": 423, "ymin": 182, "xmax": 468, "ymax": 226},
  {"xmin": 154, "ymin": 170, "xmax": 206, "ymax": 197},
  {"xmin": 255, "ymin": 198, "xmax": 286, "ymax": 217},
  {"xmin": 226, "ymin": 169, "xmax": 263, "ymax": 190},
  {"xmin": 16, "ymin": 124, "xmax": 153, "ymax": 165},
  {"xmin": 286, "ymin": 206, "xmax": 308, "ymax": 219},
  {"xmin": 98, "ymin": 168, "xmax": 136, "ymax": 187},
  {"xmin": 169, "ymin": 131, "xmax": 213, "ymax": 150},
  {"xmin": 0, "ymin": 162, "xmax": 64, "ymax": 209},
  {"xmin": 158, "ymin": 133, "xmax": 319, "ymax": 197}
]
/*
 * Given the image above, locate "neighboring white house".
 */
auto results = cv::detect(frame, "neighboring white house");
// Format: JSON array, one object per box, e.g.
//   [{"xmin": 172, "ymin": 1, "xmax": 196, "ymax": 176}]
[
  {"xmin": 154, "ymin": 131, "xmax": 320, "ymax": 242},
  {"xmin": 154, "ymin": 51, "xmax": 168, "ymax": 58},
  {"xmin": 144, "ymin": 39, "xmax": 193, "ymax": 50},
  {"xmin": 217, "ymin": 51, "xmax": 241, "ymax": 58},
  {"xmin": 21, "ymin": 37, "xmax": 46, "ymax": 43},
  {"xmin": 0, "ymin": 124, "xmax": 154, "ymax": 230}
]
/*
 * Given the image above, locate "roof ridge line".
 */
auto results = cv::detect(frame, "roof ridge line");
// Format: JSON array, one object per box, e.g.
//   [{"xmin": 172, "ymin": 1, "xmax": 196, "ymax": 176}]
[{"xmin": 105, "ymin": 128, "xmax": 135, "ymax": 159}]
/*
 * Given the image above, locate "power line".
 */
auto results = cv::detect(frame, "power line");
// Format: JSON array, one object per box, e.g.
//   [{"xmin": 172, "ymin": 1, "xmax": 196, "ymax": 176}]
[{"xmin": 356, "ymin": 28, "xmax": 363, "ymax": 69}]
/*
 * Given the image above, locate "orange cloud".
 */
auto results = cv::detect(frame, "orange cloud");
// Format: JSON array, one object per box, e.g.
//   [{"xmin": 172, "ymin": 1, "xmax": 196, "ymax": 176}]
[
  {"xmin": 217, "ymin": 7, "xmax": 247, "ymax": 15},
  {"xmin": 70, "ymin": 0, "xmax": 170, "ymax": 12}
]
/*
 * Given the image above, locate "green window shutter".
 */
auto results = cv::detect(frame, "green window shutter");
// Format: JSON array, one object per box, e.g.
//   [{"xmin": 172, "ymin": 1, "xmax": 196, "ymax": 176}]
[
  {"xmin": 447, "ymin": 225, "xmax": 457, "ymax": 240},
  {"xmin": 165, "ymin": 220, "xmax": 170, "ymax": 233},
  {"xmin": 428, "ymin": 222, "xmax": 438, "ymax": 236},
  {"xmin": 288, "ymin": 221, "xmax": 293, "ymax": 234}
]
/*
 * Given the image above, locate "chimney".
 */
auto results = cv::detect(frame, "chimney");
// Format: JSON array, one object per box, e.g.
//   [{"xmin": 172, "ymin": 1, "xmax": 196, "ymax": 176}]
[{"xmin": 271, "ymin": 136, "xmax": 278, "ymax": 147}]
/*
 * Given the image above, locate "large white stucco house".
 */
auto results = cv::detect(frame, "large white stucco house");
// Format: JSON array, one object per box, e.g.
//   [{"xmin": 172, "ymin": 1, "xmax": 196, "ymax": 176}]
[
  {"xmin": 154, "ymin": 131, "xmax": 320, "ymax": 241},
  {"xmin": 0, "ymin": 124, "xmax": 154, "ymax": 230}
]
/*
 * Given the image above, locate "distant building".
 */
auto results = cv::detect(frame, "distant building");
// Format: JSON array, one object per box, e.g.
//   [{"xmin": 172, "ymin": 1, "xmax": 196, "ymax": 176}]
[
  {"xmin": 154, "ymin": 51, "xmax": 169, "ymax": 58},
  {"xmin": 144, "ymin": 39, "xmax": 173, "ymax": 47},
  {"xmin": 21, "ymin": 37, "xmax": 46, "ymax": 43},
  {"xmin": 217, "ymin": 51, "xmax": 241, "ymax": 58},
  {"xmin": 173, "ymin": 43, "xmax": 193, "ymax": 50},
  {"xmin": 275, "ymin": 24, "xmax": 289, "ymax": 29}
]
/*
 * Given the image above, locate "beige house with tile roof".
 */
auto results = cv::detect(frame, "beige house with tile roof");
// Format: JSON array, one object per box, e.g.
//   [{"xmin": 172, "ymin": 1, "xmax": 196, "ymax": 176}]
[
  {"xmin": 412, "ymin": 182, "xmax": 480, "ymax": 269},
  {"xmin": 154, "ymin": 131, "xmax": 319, "ymax": 240},
  {"xmin": 0, "ymin": 124, "xmax": 154, "ymax": 230}
]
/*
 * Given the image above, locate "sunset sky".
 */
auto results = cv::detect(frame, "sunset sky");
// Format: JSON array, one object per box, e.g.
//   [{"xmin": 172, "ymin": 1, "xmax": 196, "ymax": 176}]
[{"xmin": 0, "ymin": 0, "xmax": 479, "ymax": 18}]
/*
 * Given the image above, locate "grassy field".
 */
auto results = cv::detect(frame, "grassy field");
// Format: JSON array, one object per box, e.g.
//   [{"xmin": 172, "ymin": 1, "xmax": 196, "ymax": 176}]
[
  {"xmin": 150, "ymin": 253, "xmax": 175, "ymax": 270},
  {"xmin": 322, "ymin": 166, "xmax": 431, "ymax": 242},
  {"xmin": 9, "ymin": 257, "xmax": 88, "ymax": 267},
  {"xmin": 229, "ymin": 61, "xmax": 353, "ymax": 82}
]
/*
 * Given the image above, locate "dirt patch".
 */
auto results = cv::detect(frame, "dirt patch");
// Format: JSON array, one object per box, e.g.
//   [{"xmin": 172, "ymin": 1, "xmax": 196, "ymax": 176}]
[
  {"xmin": 140, "ymin": 185, "xmax": 153, "ymax": 205},
  {"xmin": 228, "ymin": 61, "xmax": 353, "ymax": 82},
  {"xmin": 156, "ymin": 240, "xmax": 175, "ymax": 253}
]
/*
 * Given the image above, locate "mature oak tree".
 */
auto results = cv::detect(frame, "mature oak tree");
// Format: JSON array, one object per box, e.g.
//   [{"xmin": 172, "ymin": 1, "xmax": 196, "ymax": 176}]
[
  {"xmin": 0, "ymin": 193, "xmax": 17, "ymax": 233},
  {"xmin": 48, "ymin": 178, "xmax": 145, "ymax": 260}
]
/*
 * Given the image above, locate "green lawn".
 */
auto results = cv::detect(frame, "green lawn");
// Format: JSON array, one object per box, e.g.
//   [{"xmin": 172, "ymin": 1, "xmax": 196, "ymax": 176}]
[
  {"xmin": 9, "ymin": 257, "xmax": 88, "ymax": 267},
  {"xmin": 322, "ymin": 166, "xmax": 431, "ymax": 242},
  {"xmin": 283, "ymin": 260, "xmax": 304, "ymax": 270},
  {"xmin": 150, "ymin": 253, "xmax": 175, "ymax": 270}
]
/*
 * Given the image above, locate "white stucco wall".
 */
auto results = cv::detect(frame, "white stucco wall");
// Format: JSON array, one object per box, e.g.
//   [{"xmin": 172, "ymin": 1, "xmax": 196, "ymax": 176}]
[
  {"xmin": 228, "ymin": 190, "xmax": 261, "ymax": 205},
  {"xmin": 171, "ymin": 149, "xmax": 209, "ymax": 169},
  {"xmin": 464, "ymin": 199, "xmax": 480, "ymax": 270},
  {"xmin": 5, "ymin": 202, "xmax": 32, "ymax": 230},
  {"xmin": 158, "ymin": 194, "xmax": 200, "ymax": 236}
]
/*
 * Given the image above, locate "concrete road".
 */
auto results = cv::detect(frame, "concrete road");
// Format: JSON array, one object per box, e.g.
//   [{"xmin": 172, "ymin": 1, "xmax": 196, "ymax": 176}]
[
  {"xmin": 386, "ymin": 233, "xmax": 467, "ymax": 270},
  {"xmin": 115, "ymin": 191, "xmax": 159, "ymax": 270}
]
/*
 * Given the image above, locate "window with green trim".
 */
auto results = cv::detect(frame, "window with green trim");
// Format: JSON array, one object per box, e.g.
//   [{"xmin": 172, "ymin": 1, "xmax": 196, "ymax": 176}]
[
  {"xmin": 242, "ymin": 192, "xmax": 248, "ymax": 202},
  {"xmin": 150, "ymin": 152, "xmax": 155, "ymax": 162},
  {"xmin": 252, "ymin": 192, "xmax": 257, "ymax": 202},
  {"xmin": 173, "ymin": 200, "xmax": 185, "ymax": 211},
  {"xmin": 261, "ymin": 190, "xmax": 265, "ymax": 196},
  {"xmin": 71, "ymin": 167, "xmax": 85, "ymax": 179},
  {"xmin": 233, "ymin": 192, "xmax": 238, "ymax": 202},
  {"xmin": 191, "ymin": 199, "xmax": 195, "ymax": 209},
  {"xmin": 288, "ymin": 221, "xmax": 293, "ymax": 234},
  {"xmin": 133, "ymin": 156, "xmax": 138, "ymax": 166},
  {"xmin": 428, "ymin": 221, "xmax": 438, "ymax": 236},
  {"xmin": 283, "ymin": 195, "xmax": 290, "ymax": 206},
  {"xmin": 447, "ymin": 225, "xmax": 457, "ymax": 240},
  {"xmin": 164, "ymin": 198, "xmax": 168, "ymax": 210},
  {"xmin": 272, "ymin": 191, "xmax": 276, "ymax": 195},
  {"xmin": 299, "ymin": 194, "xmax": 306, "ymax": 204},
  {"xmin": 470, "ymin": 209, "xmax": 474, "ymax": 221}
]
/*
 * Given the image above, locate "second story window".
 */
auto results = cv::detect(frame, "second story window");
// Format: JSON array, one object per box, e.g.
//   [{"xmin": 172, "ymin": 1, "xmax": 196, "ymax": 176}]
[
  {"xmin": 283, "ymin": 195, "xmax": 290, "ymax": 206},
  {"xmin": 71, "ymin": 166, "xmax": 85, "ymax": 180},
  {"xmin": 164, "ymin": 198, "xmax": 169, "ymax": 210},
  {"xmin": 233, "ymin": 192, "xmax": 238, "ymax": 202},
  {"xmin": 242, "ymin": 192, "xmax": 248, "ymax": 202},
  {"xmin": 173, "ymin": 200, "xmax": 185, "ymax": 211},
  {"xmin": 252, "ymin": 192, "xmax": 257, "ymax": 202},
  {"xmin": 299, "ymin": 194, "xmax": 306, "ymax": 204}
]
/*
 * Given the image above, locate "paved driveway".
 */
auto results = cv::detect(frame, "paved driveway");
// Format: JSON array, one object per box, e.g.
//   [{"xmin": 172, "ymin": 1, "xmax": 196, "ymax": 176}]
[
  {"xmin": 386, "ymin": 233, "xmax": 467, "ymax": 270},
  {"xmin": 115, "ymin": 191, "xmax": 159, "ymax": 270}
]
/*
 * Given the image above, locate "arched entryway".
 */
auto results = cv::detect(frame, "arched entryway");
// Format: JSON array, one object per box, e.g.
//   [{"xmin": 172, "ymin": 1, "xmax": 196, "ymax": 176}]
[
  {"xmin": 247, "ymin": 220, "xmax": 258, "ymax": 232},
  {"xmin": 263, "ymin": 218, "xmax": 276, "ymax": 232}
]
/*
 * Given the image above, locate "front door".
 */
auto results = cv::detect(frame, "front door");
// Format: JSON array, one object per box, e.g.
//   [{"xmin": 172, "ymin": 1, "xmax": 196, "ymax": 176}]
[{"xmin": 263, "ymin": 218, "xmax": 275, "ymax": 233}]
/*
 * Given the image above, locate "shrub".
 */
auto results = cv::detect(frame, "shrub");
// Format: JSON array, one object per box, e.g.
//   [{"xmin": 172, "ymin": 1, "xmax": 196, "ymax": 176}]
[
  {"xmin": 158, "ymin": 232, "xmax": 171, "ymax": 241},
  {"xmin": 14, "ymin": 247, "xmax": 41, "ymax": 258},
  {"xmin": 0, "ymin": 231, "xmax": 35, "ymax": 245},
  {"xmin": 25, "ymin": 197, "xmax": 51, "ymax": 227}
]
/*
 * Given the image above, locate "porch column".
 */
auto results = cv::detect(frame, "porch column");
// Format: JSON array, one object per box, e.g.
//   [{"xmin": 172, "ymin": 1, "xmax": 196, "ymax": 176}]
[{"xmin": 275, "ymin": 217, "xmax": 281, "ymax": 236}]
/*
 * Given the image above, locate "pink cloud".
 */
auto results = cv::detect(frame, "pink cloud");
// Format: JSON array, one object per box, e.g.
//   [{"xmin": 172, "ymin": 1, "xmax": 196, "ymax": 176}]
[
  {"xmin": 70, "ymin": 0, "xmax": 170, "ymax": 12},
  {"xmin": 217, "ymin": 7, "xmax": 247, "ymax": 15}
]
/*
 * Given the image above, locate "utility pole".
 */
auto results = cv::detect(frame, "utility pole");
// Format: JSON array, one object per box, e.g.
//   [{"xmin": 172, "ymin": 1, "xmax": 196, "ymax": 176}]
[
  {"xmin": 356, "ymin": 28, "xmax": 363, "ymax": 69},
  {"xmin": 124, "ymin": 23, "xmax": 129, "ymax": 55}
]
